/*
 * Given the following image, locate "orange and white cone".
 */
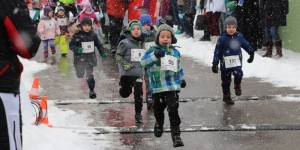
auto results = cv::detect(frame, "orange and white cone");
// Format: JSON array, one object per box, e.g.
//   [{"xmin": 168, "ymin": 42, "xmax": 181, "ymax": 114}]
[
  {"xmin": 36, "ymin": 96, "xmax": 52, "ymax": 127},
  {"xmin": 29, "ymin": 77, "xmax": 40, "ymax": 101}
]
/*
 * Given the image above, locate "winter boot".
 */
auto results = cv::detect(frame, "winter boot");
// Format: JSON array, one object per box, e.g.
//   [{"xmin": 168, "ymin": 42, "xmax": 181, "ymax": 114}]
[
  {"xmin": 89, "ymin": 90, "xmax": 97, "ymax": 99},
  {"xmin": 146, "ymin": 95, "xmax": 154, "ymax": 110},
  {"xmin": 50, "ymin": 46, "xmax": 56, "ymax": 54},
  {"xmin": 262, "ymin": 41, "xmax": 273, "ymax": 57},
  {"xmin": 274, "ymin": 40, "xmax": 283, "ymax": 57},
  {"xmin": 223, "ymin": 94, "xmax": 234, "ymax": 105},
  {"xmin": 135, "ymin": 113, "xmax": 143, "ymax": 124},
  {"xmin": 43, "ymin": 52, "xmax": 48, "ymax": 63},
  {"xmin": 171, "ymin": 133, "xmax": 184, "ymax": 147},
  {"xmin": 234, "ymin": 84, "xmax": 242, "ymax": 96},
  {"xmin": 199, "ymin": 36, "xmax": 211, "ymax": 41},
  {"xmin": 154, "ymin": 122, "xmax": 164, "ymax": 137}
]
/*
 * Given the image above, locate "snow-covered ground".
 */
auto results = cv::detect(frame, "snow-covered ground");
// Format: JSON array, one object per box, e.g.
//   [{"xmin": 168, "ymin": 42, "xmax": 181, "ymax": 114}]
[{"xmin": 21, "ymin": 29, "xmax": 300, "ymax": 149}]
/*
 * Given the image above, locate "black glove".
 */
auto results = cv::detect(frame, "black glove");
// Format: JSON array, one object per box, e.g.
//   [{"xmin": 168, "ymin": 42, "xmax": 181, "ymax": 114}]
[
  {"xmin": 247, "ymin": 53, "xmax": 254, "ymax": 63},
  {"xmin": 180, "ymin": 80, "xmax": 186, "ymax": 88},
  {"xmin": 212, "ymin": 61, "xmax": 219, "ymax": 73},
  {"xmin": 154, "ymin": 50, "xmax": 165, "ymax": 58}
]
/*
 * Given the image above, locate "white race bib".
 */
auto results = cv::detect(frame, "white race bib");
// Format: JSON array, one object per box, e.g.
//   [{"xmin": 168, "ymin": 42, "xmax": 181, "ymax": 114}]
[
  {"xmin": 45, "ymin": 21, "xmax": 55, "ymax": 30},
  {"xmin": 144, "ymin": 42, "xmax": 155, "ymax": 50},
  {"xmin": 224, "ymin": 55, "xmax": 241, "ymax": 68},
  {"xmin": 161, "ymin": 55, "xmax": 178, "ymax": 72},
  {"xmin": 57, "ymin": 18, "xmax": 68, "ymax": 26},
  {"xmin": 131, "ymin": 49, "xmax": 146, "ymax": 62},
  {"xmin": 82, "ymin": 41, "xmax": 95, "ymax": 53}
]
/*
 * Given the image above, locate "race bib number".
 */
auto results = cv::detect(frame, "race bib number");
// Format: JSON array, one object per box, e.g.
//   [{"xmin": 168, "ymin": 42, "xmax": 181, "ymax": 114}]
[
  {"xmin": 144, "ymin": 42, "xmax": 155, "ymax": 50},
  {"xmin": 131, "ymin": 49, "xmax": 146, "ymax": 62},
  {"xmin": 45, "ymin": 21, "xmax": 55, "ymax": 30},
  {"xmin": 224, "ymin": 55, "xmax": 241, "ymax": 68},
  {"xmin": 82, "ymin": 41, "xmax": 95, "ymax": 53},
  {"xmin": 57, "ymin": 18, "xmax": 68, "ymax": 26},
  {"xmin": 161, "ymin": 55, "xmax": 178, "ymax": 72}
]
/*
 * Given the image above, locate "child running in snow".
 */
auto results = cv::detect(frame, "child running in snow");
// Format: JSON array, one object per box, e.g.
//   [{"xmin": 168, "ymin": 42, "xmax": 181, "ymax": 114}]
[
  {"xmin": 115, "ymin": 20, "xmax": 145, "ymax": 124},
  {"xmin": 139, "ymin": 14, "xmax": 156, "ymax": 110},
  {"xmin": 141, "ymin": 24, "xmax": 186, "ymax": 148},
  {"xmin": 54, "ymin": 6, "xmax": 70, "ymax": 57},
  {"xmin": 37, "ymin": 6, "xmax": 60, "ymax": 63},
  {"xmin": 212, "ymin": 16, "xmax": 254, "ymax": 105},
  {"xmin": 69, "ymin": 17, "xmax": 108, "ymax": 99}
]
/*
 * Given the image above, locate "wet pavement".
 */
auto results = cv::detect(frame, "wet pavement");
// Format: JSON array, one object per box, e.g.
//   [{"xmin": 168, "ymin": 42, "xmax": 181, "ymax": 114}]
[{"xmin": 33, "ymin": 45, "xmax": 300, "ymax": 149}]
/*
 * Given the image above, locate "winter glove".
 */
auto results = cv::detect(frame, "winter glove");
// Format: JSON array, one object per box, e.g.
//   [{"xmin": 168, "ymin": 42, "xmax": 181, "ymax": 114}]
[
  {"xmin": 154, "ymin": 50, "xmax": 165, "ymax": 58},
  {"xmin": 77, "ymin": 48, "xmax": 83, "ymax": 54},
  {"xmin": 100, "ymin": 52, "xmax": 108, "ymax": 58},
  {"xmin": 180, "ymin": 80, "xmax": 187, "ymax": 88},
  {"xmin": 123, "ymin": 63, "xmax": 134, "ymax": 71},
  {"xmin": 247, "ymin": 53, "xmax": 254, "ymax": 63},
  {"xmin": 212, "ymin": 61, "xmax": 219, "ymax": 73}
]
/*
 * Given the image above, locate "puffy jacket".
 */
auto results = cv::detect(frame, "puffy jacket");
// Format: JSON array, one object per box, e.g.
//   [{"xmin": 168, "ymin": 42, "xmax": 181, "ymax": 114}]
[
  {"xmin": 106, "ymin": 0, "xmax": 127, "ymax": 18},
  {"xmin": 0, "ymin": 0, "xmax": 41, "ymax": 93},
  {"xmin": 141, "ymin": 45, "xmax": 185, "ymax": 94},
  {"xmin": 38, "ymin": 16, "xmax": 61, "ymax": 40},
  {"xmin": 213, "ymin": 31, "xmax": 254, "ymax": 71}
]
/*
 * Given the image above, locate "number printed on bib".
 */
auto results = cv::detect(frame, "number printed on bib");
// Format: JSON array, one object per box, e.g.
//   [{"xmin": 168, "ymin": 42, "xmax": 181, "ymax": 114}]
[
  {"xmin": 57, "ymin": 18, "xmax": 68, "ymax": 26},
  {"xmin": 131, "ymin": 49, "xmax": 146, "ymax": 61},
  {"xmin": 82, "ymin": 41, "xmax": 95, "ymax": 53},
  {"xmin": 224, "ymin": 55, "xmax": 241, "ymax": 68},
  {"xmin": 161, "ymin": 55, "xmax": 178, "ymax": 72}
]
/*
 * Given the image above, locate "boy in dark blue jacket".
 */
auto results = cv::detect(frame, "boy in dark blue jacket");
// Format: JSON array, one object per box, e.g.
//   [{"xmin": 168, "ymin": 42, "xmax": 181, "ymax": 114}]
[{"xmin": 212, "ymin": 16, "xmax": 254, "ymax": 105}]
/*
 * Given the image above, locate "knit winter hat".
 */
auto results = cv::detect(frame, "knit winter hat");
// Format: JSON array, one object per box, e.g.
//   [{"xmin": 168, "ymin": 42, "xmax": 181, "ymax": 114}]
[
  {"xmin": 83, "ymin": 1, "xmax": 93, "ymax": 12},
  {"xmin": 155, "ymin": 24, "xmax": 177, "ymax": 45},
  {"xmin": 57, "ymin": 6, "xmax": 65, "ymax": 12},
  {"xmin": 139, "ymin": 14, "xmax": 152, "ymax": 26},
  {"xmin": 224, "ymin": 16, "xmax": 237, "ymax": 27},
  {"xmin": 128, "ymin": 20, "xmax": 142, "ymax": 31},
  {"xmin": 226, "ymin": 1, "xmax": 237, "ymax": 11},
  {"xmin": 80, "ymin": 17, "xmax": 93, "ymax": 26},
  {"xmin": 43, "ymin": 6, "xmax": 53, "ymax": 17}
]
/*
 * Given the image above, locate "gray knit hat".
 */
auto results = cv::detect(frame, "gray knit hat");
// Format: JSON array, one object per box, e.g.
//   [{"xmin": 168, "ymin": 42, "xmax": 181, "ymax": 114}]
[
  {"xmin": 43, "ymin": 6, "xmax": 53, "ymax": 17},
  {"xmin": 224, "ymin": 16, "xmax": 237, "ymax": 27},
  {"xmin": 57, "ymin": 6, "xmax": 65, "ymax": 12},
  {"xmin": 155, "ymin": 24, "xmax": 177, "ymax": 45}
]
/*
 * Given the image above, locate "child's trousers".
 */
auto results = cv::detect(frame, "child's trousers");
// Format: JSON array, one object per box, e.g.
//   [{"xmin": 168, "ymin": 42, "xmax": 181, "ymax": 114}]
[
  {"xmin": 221, "ymin": 68, "xmax": 243, "ymax": 95},
  {"xmin": 54, "ymin": 35, "xmax": 68, "ymax": 55}
]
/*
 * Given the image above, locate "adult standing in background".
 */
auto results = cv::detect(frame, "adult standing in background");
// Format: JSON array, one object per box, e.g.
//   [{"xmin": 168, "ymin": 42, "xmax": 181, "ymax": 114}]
[
  {"xmin": 59, "ymin": 0, "xmax": 78, "ymax": 18},
  {"xmin": 106, "ymin": 0, "xmax": 127, "ymax": 54},
  {"xmin": 0, "ymin": 0, "xmax": 41, "ymax": 149},
  {"xmin": 260, "ymin": 0, "xmax": 289, "ymax": 57},
  {"xmin": 235, "ymin": 0, "xmax": 260, "ymax": 51}
]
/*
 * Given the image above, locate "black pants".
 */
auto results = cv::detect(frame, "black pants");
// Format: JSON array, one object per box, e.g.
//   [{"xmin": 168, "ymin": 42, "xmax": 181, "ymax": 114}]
[
  {"xmin": 221, "ymin": 68, "xmax": 243, "ymax": 95},
  {"xmin": 108, "ymin": 15, "xmax": 124, "ymax": 49},
  {"xmin": 183, "ymin": 13, "xmax": 195, "ymax": 37},
  {"xmin": 119, "ymin": 76, "xmax": 143, "ymax": 113},
  {"xmin": 75, "ymin": 64, "xmax": 95, "ymax": 91},
  {"xmin": 153, "ymin": 91, "xmax": 181, "ymax": 134}
]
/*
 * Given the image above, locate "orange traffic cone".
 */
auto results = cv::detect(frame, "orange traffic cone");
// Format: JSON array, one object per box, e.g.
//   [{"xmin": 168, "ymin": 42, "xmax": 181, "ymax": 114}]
[
  {"xmin": 36, "ymin": 96, "xmax": 52, "ymax": 127},
  {"xmin": 29, "ymin": 77, "xmax": 40, "ymax": 101}
]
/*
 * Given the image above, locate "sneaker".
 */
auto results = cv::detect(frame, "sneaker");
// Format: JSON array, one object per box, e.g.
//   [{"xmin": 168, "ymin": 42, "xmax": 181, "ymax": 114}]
[
  {"xmin": 234, "ymin": 84, "xmax": 242, "ymax": 96},
  {"xmin": 175, "ymin": 29, "xmax": 184, "ymax": 35},
  {"xmin": 89, "ymin": 90, "xmax": 97, "ymax": 99},
  {"xmin": 146, "ymin": 98, "xmax": 154, "ymax": 110},
  {"xmin": 154, "ymin": 122, "xmax": 163, "ymax": 137},
  {"xmin": 171, "ymin": 134, "xmax": 184, "ymax": 147},
  {"xmin": 222, "ymin": 94, "xmax": 234, "ymax": 105},
  {"xmin": 135, "ymin": 113, "xmax": 143, "ymax": 124}
]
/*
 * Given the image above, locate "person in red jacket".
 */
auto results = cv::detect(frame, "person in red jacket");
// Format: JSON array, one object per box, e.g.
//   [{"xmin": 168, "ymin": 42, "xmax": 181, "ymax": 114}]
[
  {"xmin": 0, "ymin": 0, "xmax": 41, "ymax": 149},
  {"xmin": 106, "ymin": 0, "xmax": 127, "ymax": 53}
]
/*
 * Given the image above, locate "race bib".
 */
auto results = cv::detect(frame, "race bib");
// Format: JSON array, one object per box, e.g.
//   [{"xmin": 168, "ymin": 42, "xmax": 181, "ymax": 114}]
[
  {"xmin": 131, "ymin": 49, "xmax": 146, "ymax": 62},
  {"xmin": 224, "ymin": 55, "xmax": 241, "ymax": 68},
  {"xmin": 144, "ymin": 42, "xmax": 155, "ymax": 50},
  {"xmin": 57, "ymin": 18, "xmax": 68, "ymax": 26},
  {"xmin": 45, "ymin": 21, "xmax": 55, "ymax": 30},
  {"xmin": 82, "ymin": 41, "xmax": 95, "ymax": 53},
  {"xmin": 161, "ymin": 55, "xmax": 178, "ymax": 72}
]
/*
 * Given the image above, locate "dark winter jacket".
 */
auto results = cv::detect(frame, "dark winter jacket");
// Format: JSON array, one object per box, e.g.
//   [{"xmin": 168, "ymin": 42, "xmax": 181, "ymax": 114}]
[
  {"xmin": 259, "ymin": 0, "xmax": 289, "ymax": 28},
  {"xmin": 0, "ymin": 0, "xmax": 41, "ymax": 93},
  {"xmin": 69, "ymin": 30, "xmax": 105, "ymax": 66},
  {"xmin": 115, "ymin": 29, "xmax": 145, "ymax": 77},
  {"xmin": 183, "ymin": 0, "xmax": 196, "ymax": 15},
  {"xmin": 213, "ymin": 31, "xmax": 254, "ymax": 71}
]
